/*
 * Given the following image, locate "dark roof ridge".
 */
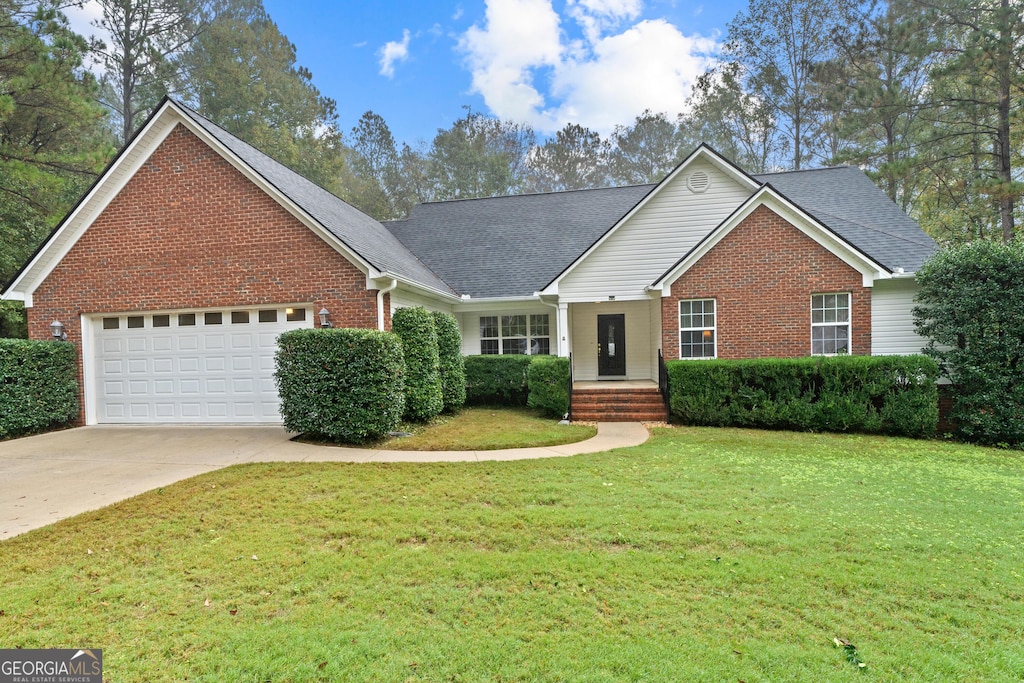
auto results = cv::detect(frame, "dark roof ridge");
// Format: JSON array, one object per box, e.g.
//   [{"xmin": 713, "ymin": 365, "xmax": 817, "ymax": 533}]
[
  {"xmin": 754, "ymin": 165, "xmax": 852, "ymax": 177},
  {"xmin": 414, "ymin": 182, "xmax": 657, "ymax": 207}
]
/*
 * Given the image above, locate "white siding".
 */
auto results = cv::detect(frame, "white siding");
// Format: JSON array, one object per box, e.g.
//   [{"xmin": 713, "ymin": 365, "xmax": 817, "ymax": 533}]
[
  {"xmin": 390, "ymin": 289, "xmax": 455, "ymax": 315},
  {"xmin": 558, "ymin": 159, "xmax": 751, "ymax": 300},
  {"xmin": 872, "ymin": 278, "xmax": 927, "ymax": 355},
  {"xmin": 570, "ymin": 301, "xmax": 655, "ymax": 381}
]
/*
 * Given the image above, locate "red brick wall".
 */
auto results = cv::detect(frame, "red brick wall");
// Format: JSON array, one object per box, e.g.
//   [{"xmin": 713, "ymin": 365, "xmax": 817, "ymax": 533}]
[
  {"xmin": 661, "ymin": 204, "xmax": 871, "ymax": 359},
  {"xmin": 28, "ymin": 124, "xmax": 383, "ymax": 421}
]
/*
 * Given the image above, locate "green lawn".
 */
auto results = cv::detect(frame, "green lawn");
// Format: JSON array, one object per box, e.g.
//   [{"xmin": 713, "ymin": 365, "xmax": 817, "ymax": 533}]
[
  {"xmin": 2, "ymin": 427, "xmax": 1022, "ymax": 681},
  {"xmin": 349, "ymin": 406, "xmax": 596, "ymax": 451}
]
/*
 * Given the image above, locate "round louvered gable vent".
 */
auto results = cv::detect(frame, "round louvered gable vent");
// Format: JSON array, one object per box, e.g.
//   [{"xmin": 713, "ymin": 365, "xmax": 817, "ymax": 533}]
[{"xmin": 687, "ymin": 170, "xmax": 711, "ymax": 193}]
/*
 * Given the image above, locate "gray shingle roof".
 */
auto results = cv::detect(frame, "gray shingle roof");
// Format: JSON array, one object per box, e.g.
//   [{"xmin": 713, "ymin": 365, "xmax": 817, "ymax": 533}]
[
  {"xmin": 753, "ymin": 166, "xmax": 936, "ymax": 272},
  {"xmin": 175, "ymin": 101, "xmax": 455, "ymax": 296},
  {"xmin": 384, "ymin": 185, "xmax": 654, "ymax": 298}
]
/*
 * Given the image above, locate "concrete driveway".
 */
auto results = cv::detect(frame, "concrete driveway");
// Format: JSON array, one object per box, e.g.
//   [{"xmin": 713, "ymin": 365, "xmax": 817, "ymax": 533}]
[{"xmin": 0, "ymin": 423, "xmax": 648, "ymax": 540}]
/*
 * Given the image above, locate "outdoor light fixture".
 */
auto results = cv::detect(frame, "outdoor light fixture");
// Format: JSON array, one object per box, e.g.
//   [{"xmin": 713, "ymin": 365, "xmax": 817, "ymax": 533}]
[
  {"xmin": 318, "ymin": 307, "xmax": 332, "ymax": 328},
  {"xmin": 50, "ymin": 319, "xmax": 67, "ymax": 341}
]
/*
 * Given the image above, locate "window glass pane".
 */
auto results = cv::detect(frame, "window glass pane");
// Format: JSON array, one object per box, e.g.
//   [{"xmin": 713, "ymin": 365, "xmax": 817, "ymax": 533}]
[
  {"xmin": 530, "ymin": 314, "xmax": 549, "ymax": 336},
  {"xmin": 258, "ymin": 310, "xmax": 278, "ymax": 323},
  {"xmin": 480, "ymin": 316, "xmax": 498, "ymax": 339},
  {"xmin": 205, "ymin": 312, "xmax": 222, "ymax": 325},
  {"xmin": 286, "ymin": 308, "xmax": 306, "ymax": 322},
  {"xmin": 127, "ymin": 316, "xmax": 144, "ymax": 329},
  {"xmin": 178, "ymin": 313, "xmax": 196, "ymax": 326},
  {"xmin": 502, "ymin": 315, "xmax": 526, "ymax": 337},
  {"xmin": 231, "ymin": 311, "xmax": 250, "ymax": 324},
  {"xmin": 531, "ymin": 338, "xmax": 550, "ymax": 355},
  {"xmin": 480, "ymin": 339, "xmax": 499, "ymax": 354},
  {"xmin": 503, "ymin": 338, "xmax": 528, "ymax": 355},
  {"xmin": 102, "ymin": 317, "xmax": 119, "ymax": 330},
  {"xmin": 152, "ymin": 315, "xmax": 170, "ymax": 328}
]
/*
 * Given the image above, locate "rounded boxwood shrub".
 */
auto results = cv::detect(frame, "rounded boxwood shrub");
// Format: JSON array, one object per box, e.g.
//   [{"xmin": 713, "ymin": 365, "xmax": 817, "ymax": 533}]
[
  {"xmin": 392, "ymin": 307, "xmax": 443, "ymax": 422},
  {"xmin": 527, "ymin": 355, "xmax": 570, "ymax": 417},
  {"xmin": 274, "ymin": 328, "xmax": 405, "ymax": 443},
  {"xmin": 431, "ymin": 310, "xmax": 466, "ymax": 413},
  {"xmin": 0, "ymin": 339, "xmax": 79, "ymax": 438}
]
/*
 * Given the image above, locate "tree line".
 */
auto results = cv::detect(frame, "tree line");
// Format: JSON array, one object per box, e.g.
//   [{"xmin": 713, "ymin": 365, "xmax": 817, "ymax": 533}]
[{"xmin": 1, "ymin": 0, "xmax": 1021, "ymax": 305}]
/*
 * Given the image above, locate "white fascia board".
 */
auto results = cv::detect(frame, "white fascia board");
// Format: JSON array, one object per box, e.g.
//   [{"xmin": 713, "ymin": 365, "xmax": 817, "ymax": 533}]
[
  {"xmin": 652, "ymin": 186, "xmax": 890, "ymax": 295},
  {"xmin": 539, "ymin": 145, "xmax": 761, "ymax": 296},
  {"xmin": 4, "ymin": 100, "xmax": 181, "ymax": 302}
]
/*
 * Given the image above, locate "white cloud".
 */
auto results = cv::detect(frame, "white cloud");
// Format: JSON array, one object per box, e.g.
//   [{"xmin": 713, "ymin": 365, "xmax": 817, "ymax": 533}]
[
  {"xmin": 379, "ymin": 29, "xmax": 412, "ymax": 78},
  {"xmin": 458, "ymin": 0, "xmax": 563, "ymax": 124},
  {"xmin": 459, "ymin": 0, "xmax": 718, "ymax": 134}
]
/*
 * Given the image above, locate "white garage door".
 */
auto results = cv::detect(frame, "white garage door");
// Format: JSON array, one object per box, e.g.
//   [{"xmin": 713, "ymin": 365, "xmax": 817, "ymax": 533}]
[{"xmin": 92, "ymin": 306, "xmax": 312, "ymax": 424}]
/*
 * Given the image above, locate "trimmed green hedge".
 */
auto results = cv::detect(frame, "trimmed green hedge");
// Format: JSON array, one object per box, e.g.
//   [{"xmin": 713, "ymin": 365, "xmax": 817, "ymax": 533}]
[
  {"xmin": 432, "ymin": 311, "xmax": 466, "ymax": 413},
  {"xmin": 666, "ymin": 355, "xmax": 939, "ymax": 437},
  {"xmin": 464, "ymin": 355, "xmax": 533, "ymax": 406},
  {"xmin": 527, "ymin": 356, "xmax": 571, "ymax": 418},
  {"xmin": 275, "ymin": 328, "xmax": 405, "ymax": 443},
  {"xmin": 392, "ymin": 307, "xmax": 443, "ymax": 422},
  {"xmin": 0, "ymin": 339, "xmax": 79, "ymax": 438}
]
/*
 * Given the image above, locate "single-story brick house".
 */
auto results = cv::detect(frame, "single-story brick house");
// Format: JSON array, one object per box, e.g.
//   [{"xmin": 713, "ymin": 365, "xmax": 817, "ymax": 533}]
[{"xmin": 2, "ymin": 97, "xmax": 937, "ymax": 424}]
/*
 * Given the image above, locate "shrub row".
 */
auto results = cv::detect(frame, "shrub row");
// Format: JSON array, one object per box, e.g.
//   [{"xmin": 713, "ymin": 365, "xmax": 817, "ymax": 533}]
[
  {"xmin": 464, "ymin": 355, "xmax": 534, "ymax": 406},
  {"xmin": 0, "ymin": 339, "xmax": 79, "ymax": 439},
  {"xmin": 666, "ymin": 355, "xmax": 939, "ymax": 437},
  {"xmin": 275, "ymin": 328, "xmax": 405, "ymax": 443}
]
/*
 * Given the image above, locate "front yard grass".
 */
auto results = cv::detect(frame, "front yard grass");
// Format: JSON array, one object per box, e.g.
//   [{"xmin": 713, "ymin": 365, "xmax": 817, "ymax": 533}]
[
  {"xmin": 377, "ymin": 406, "xmax": 596, "ymax": 450},
  {"xmin": 2, "ymin": 427, "xmax": 1022, "ymax": 681}
]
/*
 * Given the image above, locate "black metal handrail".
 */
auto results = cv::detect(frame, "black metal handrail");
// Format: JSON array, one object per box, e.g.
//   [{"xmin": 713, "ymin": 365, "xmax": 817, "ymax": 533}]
[
  {"xmin": 658, "ymin": 349, "xmax": 669, "ymax": 406},
  {"xmin": 566, "ymin": 352, "xmax": 573, "ymax": 421}
]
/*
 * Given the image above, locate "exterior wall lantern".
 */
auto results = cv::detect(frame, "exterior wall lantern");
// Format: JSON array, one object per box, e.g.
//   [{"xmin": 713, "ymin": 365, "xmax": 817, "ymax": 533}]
[
  {"xmin": 50, "ymin": 319, "xmax": 67, "ymax": 341},
  {"xmin": 318, "ymin": 308, "xmax": 332, "ymax": 328}
]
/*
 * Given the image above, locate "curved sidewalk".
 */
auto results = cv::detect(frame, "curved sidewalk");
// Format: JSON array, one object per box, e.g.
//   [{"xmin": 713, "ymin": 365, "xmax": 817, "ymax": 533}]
[{"xmin": 0, "ymin": 422, "xmax": 649, "ymax": 540}]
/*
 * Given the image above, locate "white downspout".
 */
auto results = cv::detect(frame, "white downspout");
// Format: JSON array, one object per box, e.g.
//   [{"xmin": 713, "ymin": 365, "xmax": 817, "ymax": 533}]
[{"xmin": 377, "ymin": 278, "xmax": 398, "ymax": 330}]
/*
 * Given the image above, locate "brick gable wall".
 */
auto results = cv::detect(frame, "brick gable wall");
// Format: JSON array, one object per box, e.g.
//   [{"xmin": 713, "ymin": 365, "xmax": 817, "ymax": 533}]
[
  {"xmin": 28, "ymin": 123, "xmax": 384, "ymax": 421},
  {"xmin": 661, "ymin": 204, "xmax": 871, "ymax": 359}
]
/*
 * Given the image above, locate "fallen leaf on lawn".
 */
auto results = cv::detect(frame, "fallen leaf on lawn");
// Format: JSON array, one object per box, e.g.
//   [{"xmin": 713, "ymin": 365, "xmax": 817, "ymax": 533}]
[
  {"xmin": 229, "ymin": 609, "xmax": 238, "ymax": 616},
  {"xmin": 251, "ymin": 555, "xmax": 258, "ymax": 560},
  {"xmin": 86, "ymin": 549, "xmax": 93, "ymax": 555},
  {"xmin": 204, "ymin": 598, "xmax": 211, "ymax": 608}
]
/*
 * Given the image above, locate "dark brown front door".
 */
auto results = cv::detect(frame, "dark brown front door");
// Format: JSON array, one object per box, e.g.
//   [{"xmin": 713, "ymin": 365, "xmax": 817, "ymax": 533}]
[{"xmin": 597, "ymin": 314, "xmax": 626, "ymax": 377}]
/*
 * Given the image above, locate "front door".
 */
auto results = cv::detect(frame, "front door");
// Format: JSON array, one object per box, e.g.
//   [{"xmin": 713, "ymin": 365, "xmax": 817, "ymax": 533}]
[{"xmin": 597, "ymin": 314, "xmax": 626, "ymax": 377}]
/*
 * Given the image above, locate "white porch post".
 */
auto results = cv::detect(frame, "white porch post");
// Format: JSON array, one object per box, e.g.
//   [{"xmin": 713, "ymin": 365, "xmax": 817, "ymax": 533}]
[{"xmin": 557, "ymin": 302, "xmax": 570, "ymax": 357}]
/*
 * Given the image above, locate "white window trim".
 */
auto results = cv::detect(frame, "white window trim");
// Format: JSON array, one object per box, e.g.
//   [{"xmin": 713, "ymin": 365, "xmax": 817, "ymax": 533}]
[
  {"xmin": 811, "ymin": 292, "xmax": 852, "ymax": 356},
  {"xmin": 678, "ymin": 298, "xmax": 717, "ymax": 359},
  {"xmin": 480, "ymin": 313, "xmax": 551, "ymax": 355}
]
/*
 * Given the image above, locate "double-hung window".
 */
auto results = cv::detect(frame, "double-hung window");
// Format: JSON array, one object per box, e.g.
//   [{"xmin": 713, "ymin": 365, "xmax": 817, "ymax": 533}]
[
  {"xmin": 480, "ymin": 314, "xmax": 551, "ymax": 355},
  {"xmin": 678, "ymin": 299, "xmax": 716, "ymax": 358},
  {"xmin": 811, "ymin": 293, "xmax": 850, "ymax": 355}
]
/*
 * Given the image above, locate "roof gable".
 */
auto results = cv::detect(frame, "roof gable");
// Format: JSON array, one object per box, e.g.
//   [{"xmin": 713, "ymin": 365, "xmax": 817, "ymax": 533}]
[
  {"xmin": 540, "ymin": 145, "xmax": 761, "ymax": 296},
  {"xmin": 4, "ymin": 98, "xmax": 454, "ymax": 303},
  {"xmin": 652, "ymin": 185, "xmax": 891, "ymax": 292}
]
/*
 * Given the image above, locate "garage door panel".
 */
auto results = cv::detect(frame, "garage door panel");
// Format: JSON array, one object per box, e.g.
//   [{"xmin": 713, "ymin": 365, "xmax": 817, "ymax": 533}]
[{"xmin": 93, "ymin": 307, "xmax": 310, "ymax": 424}]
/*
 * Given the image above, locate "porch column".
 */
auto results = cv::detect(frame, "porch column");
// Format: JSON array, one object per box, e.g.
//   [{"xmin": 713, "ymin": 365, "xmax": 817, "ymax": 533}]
[{"xmin": 557, "ymin": 302, "xmax": 569, "ymax": 357}]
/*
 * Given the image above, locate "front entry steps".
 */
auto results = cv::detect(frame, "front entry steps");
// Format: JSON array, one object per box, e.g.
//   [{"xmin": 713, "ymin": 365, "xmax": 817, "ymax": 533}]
[{"xmin": 570, "ymin": 382, "xmax": 668, "ymax": 422}]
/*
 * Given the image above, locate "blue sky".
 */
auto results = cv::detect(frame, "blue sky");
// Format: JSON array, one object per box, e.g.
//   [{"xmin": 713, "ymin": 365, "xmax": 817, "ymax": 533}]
[{"xmin": 71, "ymin": 0, "xmax": 747, "ymax": 146}]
